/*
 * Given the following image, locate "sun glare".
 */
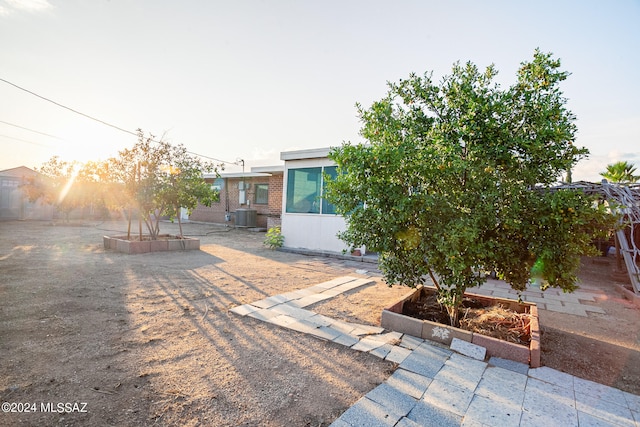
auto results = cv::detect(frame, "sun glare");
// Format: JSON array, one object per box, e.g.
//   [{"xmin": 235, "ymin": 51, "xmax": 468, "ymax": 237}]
[{"xmin": 57, "ymin": 165, "xmax": 79, "ymax": 205}]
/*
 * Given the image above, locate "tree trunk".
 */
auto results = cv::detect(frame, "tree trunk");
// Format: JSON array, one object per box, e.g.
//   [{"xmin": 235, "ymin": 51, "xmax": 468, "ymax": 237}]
[
  {"xmin": 153, "ymin": 210, "xmax": 161, "ymax": 239},
  {"xmin": 177, "ymin": 206, "xmax": 184, "ymax": 238},
  {"xmin": 143, "ymin": 216, "xmax": 153, "ymax": 239},
  {"xmin": 447, "ymin": 305, "xmax": 459, "ymax": 327},
  {"xmin": 427, "ymin": 268, "xmax": 441, "ymax": 291},
  {"xmin": 446, "ymin": 291, "xmax": 463, "ymax": 327},
  {"xmin": 127, "ymin": 208, "xmax": 132, "ymax": 240}
]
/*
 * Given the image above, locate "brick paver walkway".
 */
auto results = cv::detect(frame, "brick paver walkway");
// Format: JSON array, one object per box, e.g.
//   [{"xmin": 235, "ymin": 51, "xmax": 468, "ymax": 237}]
[{"xmin": 230, "ymin": 276, "xmax": 639, "ymax": 426}]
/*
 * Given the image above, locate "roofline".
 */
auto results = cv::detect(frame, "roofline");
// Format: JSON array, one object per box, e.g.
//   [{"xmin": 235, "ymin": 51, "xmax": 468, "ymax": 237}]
[
  {"xmin": 0, "ymin": 166, "xmax": 38, "ymax": 177},
  {"xmin": 203, "ymin": 172, "xmax": 272, "ymax": 179},
  {"xmin": 280, "ymin": 147, "xmax": 334, "ymax": 161},
  {"xmin": 251, "ymin": 165, "xmax": 284, "ymax": 173}
]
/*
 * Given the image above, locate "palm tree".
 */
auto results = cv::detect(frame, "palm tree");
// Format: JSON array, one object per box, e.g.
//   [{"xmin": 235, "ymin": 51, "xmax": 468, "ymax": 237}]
[{"xmin": 600, "ymin": 161, "xmax": 640, "ymax": 183}]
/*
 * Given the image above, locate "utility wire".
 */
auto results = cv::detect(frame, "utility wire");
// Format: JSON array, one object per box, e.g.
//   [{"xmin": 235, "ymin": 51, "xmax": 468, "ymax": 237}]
[
  {"xmin": 0, "ymin": 133, "xmax": 51, "ymax": 147},
  {"xmin": 0, "ymin": 119, "xmax": 64, "ymax": 140},
  {"xmin": 0, "ymin": 78, "xmax": 137, "ymax": 137},
  {"xmin": 0, "ymin": 77, "xmax": 239, "ymax": 166}
]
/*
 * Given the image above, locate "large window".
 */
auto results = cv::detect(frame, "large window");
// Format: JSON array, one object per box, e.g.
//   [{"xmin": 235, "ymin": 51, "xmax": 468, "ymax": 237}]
[
  {"xmin": 210, "ymin": 178, "xmax": 224, "ymax": 203},
  {"xmin": 286, "ymin": 166, "xmax": 337, "ymax": 214},
  {"xmin": 321, "ymin": 166, "xmax": 337, "ymax": 214},
  {"xmin": 254, "ymin": 183, "xmax": 268, "ymax": 205}
]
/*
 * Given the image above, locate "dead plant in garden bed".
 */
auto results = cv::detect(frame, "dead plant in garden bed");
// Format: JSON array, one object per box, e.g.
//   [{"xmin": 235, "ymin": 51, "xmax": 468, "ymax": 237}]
[
  {"xmin": 402, "ymin": 292, "xmax": 532, "ymax": 346},
  {"xmin": 458, "ymin": 305, "xmax": 532, "ymax": 346}
]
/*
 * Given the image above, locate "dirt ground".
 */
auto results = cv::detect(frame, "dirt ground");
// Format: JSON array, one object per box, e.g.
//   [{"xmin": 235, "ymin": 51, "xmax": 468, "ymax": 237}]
[
  {"xmin": 0, "ymin": 220, "xmax": 638, "ymax": 426},
  {"xmin": 537, "ymin": 259, "xmax": 640, "ymax": 395}
]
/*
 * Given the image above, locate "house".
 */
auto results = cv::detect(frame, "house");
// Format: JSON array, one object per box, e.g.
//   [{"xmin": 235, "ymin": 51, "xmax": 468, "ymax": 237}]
[
  {"xmin": 3, "ymin": 148, "xmax": 355, "ymax": 254},
  {"xmin": 189, "ymin": 166, "xmax": 284, "ymax": 229},
  {"xmin": 0, "ymin": 166, "xmax": 53, "ymax": 220},
  {"xmin": 190, "ymin": 148, "xmax": 360, "ymax": 255},
  {"xmin": 280, "ymin": 147, "xmax": 361, "ymax": 254}
]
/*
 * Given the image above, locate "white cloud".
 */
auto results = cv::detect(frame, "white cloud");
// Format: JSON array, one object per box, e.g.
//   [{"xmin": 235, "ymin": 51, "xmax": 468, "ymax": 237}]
[
  {"xmin": 0, "ymin": 5, "xmax": 10, "ymax": 16},
  {"xmin": 606, "ymin": 150, "xmax": 640, "ymax": 164},
  {"xmin": 573, "ymin": 151, "xmax": 640, "ymax": 182},
  {"xmin": 249, "ymin": 147, "xmax": 278, "ymax": 161},
  {"xmin": 244, "ymin": 147, "xmax": 281, "ymax": 168},
  {"xmin": 3, "ymin": 0, "xmax": 53, "ymax": 13},
  {"xmin": 573, "ymin": 158, "xmax": 607, "ymax": 183},
  {"xmin": 620, "ymin": 152, "xmax": 640, "ymax": 162}
]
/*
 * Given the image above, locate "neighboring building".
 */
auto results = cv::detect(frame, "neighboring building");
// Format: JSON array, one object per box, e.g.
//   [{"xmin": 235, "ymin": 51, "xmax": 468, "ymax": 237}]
[
  {"xmin": 0, "ymin": 166, "xmax": 53, "ymax": 220},
  {"xmin": 189, "ymin": 166, "xmax": 284, "ymax": 229},
  {"xmin": 280, "ymin": 147, "xmax": 359, "ymax": 254}
]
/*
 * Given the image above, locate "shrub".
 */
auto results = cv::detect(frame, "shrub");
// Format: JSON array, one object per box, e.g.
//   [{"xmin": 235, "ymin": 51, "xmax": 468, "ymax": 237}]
[{"xmin": 264, "ymin": 226, "xmax": 284, "ymax": 249}]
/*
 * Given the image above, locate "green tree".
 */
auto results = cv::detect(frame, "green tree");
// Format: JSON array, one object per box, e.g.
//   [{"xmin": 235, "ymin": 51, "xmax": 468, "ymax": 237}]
[
  {"xmin": 108, "ymin": 130, "xmax": 222, "ymax": 239},
  {"xmin": 600, "ymin": 161, "xmax": 639, "ymax": 183},
  {"xmin": 23, "ymin": 156, "xmax": 89, "ymax": 221},
  {"xmin": 326, "ymin": 50, "xmax": 615, "ymax": 326}
]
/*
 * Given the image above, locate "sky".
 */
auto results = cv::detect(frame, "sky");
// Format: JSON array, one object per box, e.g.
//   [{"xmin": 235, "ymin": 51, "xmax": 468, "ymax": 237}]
[{"xmin": 0, "ymin": 0, "xmax": 638, "ymax": 181}]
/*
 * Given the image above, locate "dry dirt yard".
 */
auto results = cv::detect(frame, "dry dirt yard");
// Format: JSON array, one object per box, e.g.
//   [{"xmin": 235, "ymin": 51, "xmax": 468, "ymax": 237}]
[{"xmin": 1, "ymin": 220, "xmax": 639, "ymax": 426}]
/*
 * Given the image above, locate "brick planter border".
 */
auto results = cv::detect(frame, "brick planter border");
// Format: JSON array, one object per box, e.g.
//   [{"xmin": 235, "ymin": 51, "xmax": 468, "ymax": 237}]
[
  {"xmin": 103, "ymin": 235, "xmax": 200, "ymax": 254},
  {"xmin": 381, "ymin": 286, "xmax": 540, "ymax": 367}
]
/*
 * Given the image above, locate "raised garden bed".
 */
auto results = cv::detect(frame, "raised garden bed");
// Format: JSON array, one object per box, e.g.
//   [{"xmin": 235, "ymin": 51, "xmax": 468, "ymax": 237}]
[
  {"xmin": 381, "ymin": 285, "xmax": 540, "ymax": 367},
  {"xmin": 103, "ymin": 234, "xmax": 200, "ymax": 254}
]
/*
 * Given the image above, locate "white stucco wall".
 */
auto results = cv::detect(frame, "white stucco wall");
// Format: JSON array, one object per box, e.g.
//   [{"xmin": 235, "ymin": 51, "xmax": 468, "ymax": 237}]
[
  {"xmin": 280, "ymin": 149, "xmax": 352, "ymax": 254},
  {"xmin": 281, "ymin": 212, "xmax": 349, "ymax": 253}
]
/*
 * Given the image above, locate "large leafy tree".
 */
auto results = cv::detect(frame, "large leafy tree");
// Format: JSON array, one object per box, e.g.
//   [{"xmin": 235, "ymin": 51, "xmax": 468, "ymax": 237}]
[
  {"xmin": 109, "ymin": 130, "xmax": 222, "ymax": 239},
  {"xmin": 23, "ymin": 131, "xmax": 220, "ymax": 234},
  {"xmin": 600, "ymin": 161, "xmax": 639, "ymax": 183},
  {"xmin": 326, "ymin": 50, "xmax": 614, "ymax": 325},
  {"xmin": 23, "ymin": 156, "xmax": 99, "ymax": 221}
]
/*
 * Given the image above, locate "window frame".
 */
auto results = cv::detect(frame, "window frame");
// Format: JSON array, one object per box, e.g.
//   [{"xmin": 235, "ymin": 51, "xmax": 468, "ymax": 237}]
[
  {"xmin": 254, "ymin": 183, "xmax": 269, "ymax": 205},
  {"xmin": 285, "ymin": 165, "xmax": 337, "ymax": 215},
  {"xmin": 210, "ymin": 178, "xmax": 224, "ymax": 203}
]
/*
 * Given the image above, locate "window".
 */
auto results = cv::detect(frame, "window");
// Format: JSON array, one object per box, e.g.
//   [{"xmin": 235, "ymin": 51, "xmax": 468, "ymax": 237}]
[
  {"xmin": 322, "ymin": 166, "xmax": 337, "ymax": 215},
  {"xmin": 254, "ymin": 183, "xmax": 268, "ymax": 204},
  {"xmin": 210, "ymin": 178, "xmax": 224, "ymax": 203},
  {"xmin": 211, "ymin": 178, "xmax": 224, "ymax": 191},
  {"xmin": 286, "ymin": 166, "xmax": 337, "ymax": 214}
]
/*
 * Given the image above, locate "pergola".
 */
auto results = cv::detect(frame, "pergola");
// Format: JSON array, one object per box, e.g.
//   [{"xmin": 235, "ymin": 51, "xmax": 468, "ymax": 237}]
[{"xmin": 550, "ymin": 180, "xmax": 640, "ymax": 294}]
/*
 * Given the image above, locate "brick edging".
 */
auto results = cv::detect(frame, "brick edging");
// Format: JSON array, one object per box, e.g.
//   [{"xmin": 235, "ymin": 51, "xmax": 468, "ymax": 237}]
[{"xmin": 381, "ymin": 286, "xmax": 541, "ymax": 367}]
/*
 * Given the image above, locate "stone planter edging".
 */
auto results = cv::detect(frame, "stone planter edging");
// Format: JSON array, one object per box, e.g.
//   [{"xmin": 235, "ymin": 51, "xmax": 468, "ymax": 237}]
[
  {"xmin": 381, "ymin": 285, "xmax": 541, "ymax": 367},
  {"xmin": 103, "ymin": 235, "xmax": 200, "ymax": 254}
]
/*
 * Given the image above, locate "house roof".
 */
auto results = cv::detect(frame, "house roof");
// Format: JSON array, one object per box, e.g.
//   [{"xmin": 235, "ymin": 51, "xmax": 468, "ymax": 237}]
[
  {"xmin": 203, "ymin": 172, "xmax": 273, "ymax": 179},
  {"xmin": 0, "ymin": 166, "xmax": 39, "ymax": 178},
  {"xmin": 251, "ymin": 165, "xmax": 284, "ymax": 174},
  {"xmin": 203, "ymin": 165, "xmax": 283, "ymax": 179},
  {"xmin": 280, "ymin": 147, "xmax": 334, "ymax": 161}
]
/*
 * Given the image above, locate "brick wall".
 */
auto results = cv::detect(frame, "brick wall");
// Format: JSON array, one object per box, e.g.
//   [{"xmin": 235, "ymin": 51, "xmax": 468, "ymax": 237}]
[
  {"xmin": 268, "ymin": 172, "xmax": 283, "ymax": 219},
  {"xmin": 189, "ymin": 173, "xmax": 283, "ymax": 229}
]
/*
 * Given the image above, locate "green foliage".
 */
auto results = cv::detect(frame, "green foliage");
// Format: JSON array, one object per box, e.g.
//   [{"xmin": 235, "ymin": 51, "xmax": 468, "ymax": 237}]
[
  {"xmin": 23, "ymin": 156, "xmax": 112, "ymax": 221},
  {"xmin": 26, "ymin": 130, "xmax": 222, "ymax": 236},
  {"xmin": 263, "ymin": 226, "xmax": 284, "ymax": 249},
  {"xmin": 108, "ymin": 130, "xmax": 222, "ymax": 239},
  {"xmin": 600, "ymin": 161, "xmax": 639, "ymax": 183},
  {"xmin": 325, "ymin": 50, "xmax": 616, "ymax": 326}
]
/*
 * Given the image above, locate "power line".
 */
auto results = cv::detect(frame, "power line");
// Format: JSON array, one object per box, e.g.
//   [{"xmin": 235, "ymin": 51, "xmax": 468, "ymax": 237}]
[
  {"xmin": 0, "ymin": 77, "xmax": 239, "ymax": 166},
  {"xmin": 0, "ymin": 133, "xmax": 51, "ymax": 147},
  {"xmin": 0, "ymin": 119, "xmax": 64, "ymax": 140},
  {"xmin": 0, "ymin": 78, "xmax": 137, "ymax": 137}
]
